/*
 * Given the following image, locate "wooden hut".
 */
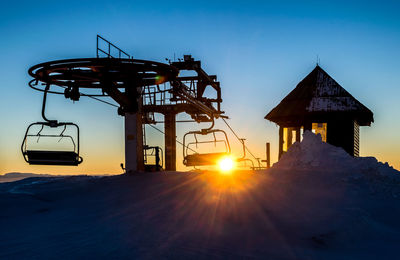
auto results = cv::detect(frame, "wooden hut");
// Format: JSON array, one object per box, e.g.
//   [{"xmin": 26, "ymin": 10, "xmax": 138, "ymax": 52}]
[{"xmin": 265, "ymin": 65, "xmax": 373, "ymax": 158}]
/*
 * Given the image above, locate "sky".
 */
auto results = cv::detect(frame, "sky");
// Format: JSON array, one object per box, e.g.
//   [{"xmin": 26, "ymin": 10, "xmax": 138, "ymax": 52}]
[{"xmin": 0, "ymin": 0, "xmax": 399, "ymax": 174}]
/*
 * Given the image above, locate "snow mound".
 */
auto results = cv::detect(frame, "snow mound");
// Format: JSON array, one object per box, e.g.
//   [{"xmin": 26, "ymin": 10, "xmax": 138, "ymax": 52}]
[{"xmin": 273, "ymin": 131, "xmax": 399, "ymax": 181}]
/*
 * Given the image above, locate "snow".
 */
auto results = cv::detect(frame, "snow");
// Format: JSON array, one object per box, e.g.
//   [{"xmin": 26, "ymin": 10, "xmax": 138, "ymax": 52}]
[
  {"xmin": 275, "ymin": 131, "xmax": 399, "ymax": 183},
  {"xmin": 0, "ymin": 172, "xmax": 53, "ymax": 183},
  {"xmin": 275, "ymin": 131, "xmax": 397, "ymax": 174},
  {"xmin": 1, "ymin": 132, "xmax": 399, "ymax": 259}
]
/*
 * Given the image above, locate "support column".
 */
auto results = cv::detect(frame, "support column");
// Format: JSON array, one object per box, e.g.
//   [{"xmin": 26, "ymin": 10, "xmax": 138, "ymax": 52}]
[
  {"xmin": 304, "ymin": 121, "xmax": 312, "ymax": 131},
  {"xmin": 295, "ymin": 127, "xmax": 301, "ymax": 142},
  {"xmin": 124, "ymin": 112, "xmax": 144, "ymax": 173},
  {"xmin": 278, "ymin": 126, "xmax": 284, "ymax": 159},
  {"xmin": 287, "ymin": 127, "xmax": 293, "ymax": 147},
  {"xmin": 266, "ymin": 142, "xmax": 270, "ymax": 168},
  {"xmin": 164, "ymin": 113, "xmax": 176, "ymax": 171}
]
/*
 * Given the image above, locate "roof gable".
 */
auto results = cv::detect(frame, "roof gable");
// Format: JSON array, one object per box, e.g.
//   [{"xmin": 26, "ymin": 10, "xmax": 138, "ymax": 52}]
[{"xmin": 265, "ymin": 65, "xmax": 374, "ymax": 126}]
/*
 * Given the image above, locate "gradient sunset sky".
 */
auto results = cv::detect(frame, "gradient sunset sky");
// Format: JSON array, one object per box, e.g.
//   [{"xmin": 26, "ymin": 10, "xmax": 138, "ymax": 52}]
[{"xmin": 0, "ymin": 0, "xmax": 399, "ymax": 174}]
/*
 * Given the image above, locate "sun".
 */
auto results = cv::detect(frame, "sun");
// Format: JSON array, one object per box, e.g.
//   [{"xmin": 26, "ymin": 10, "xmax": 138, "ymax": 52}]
[{"xmin": 218, "ymin": 156, "xmax": 235, "ymax": 173}]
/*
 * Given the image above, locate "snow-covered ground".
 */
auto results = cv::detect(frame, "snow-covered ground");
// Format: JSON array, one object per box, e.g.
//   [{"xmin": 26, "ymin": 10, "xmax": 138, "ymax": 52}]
[
  {"xmin": 0, "ymin": 172, "xmax": 54, "ymax": 183},
  {"xmin": 1, "ymin": 132, "xmax": 399, "ymax": 259}
]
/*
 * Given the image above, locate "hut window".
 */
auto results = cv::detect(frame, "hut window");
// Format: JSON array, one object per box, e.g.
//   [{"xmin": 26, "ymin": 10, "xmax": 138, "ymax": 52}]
[
  {"xmin": 312, "ymin": 123, "xmax": 327, "ymax": 142},
  {"xmin": 283, "ymin": 127, "xmax": 298, "ymax": 152}
]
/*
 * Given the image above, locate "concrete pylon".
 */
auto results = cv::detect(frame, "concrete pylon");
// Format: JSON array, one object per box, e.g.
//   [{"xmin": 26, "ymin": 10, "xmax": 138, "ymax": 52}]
[
  {"xmin": 124, "ymin": 112, "xmax": 144, "ymax": 173},
  {"xmin": 164, "ymin": 113, "xmax": 176, "ymax": 171}
]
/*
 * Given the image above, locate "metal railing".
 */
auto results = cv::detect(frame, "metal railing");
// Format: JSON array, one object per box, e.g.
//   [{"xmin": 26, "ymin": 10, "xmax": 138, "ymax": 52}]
[{"xmin": 96, "ymin": 35, "xmax": 131, "ymax": 59}]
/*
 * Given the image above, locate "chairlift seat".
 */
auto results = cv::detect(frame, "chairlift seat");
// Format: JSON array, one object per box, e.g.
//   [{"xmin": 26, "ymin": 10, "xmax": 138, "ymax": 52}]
[
  {"xmin": 184, "ymin": 152, "xmax": 229, "ymax": 166},
  {"xmin": 24, "ymin": 150, "xmax": 82, "ymax": 166}
]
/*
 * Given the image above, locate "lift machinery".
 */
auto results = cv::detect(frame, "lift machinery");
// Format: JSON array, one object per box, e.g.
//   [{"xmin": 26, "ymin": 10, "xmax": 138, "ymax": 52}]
[{"xmin": 23, "ymin": 35, "xmax": 226, "ymax": 172}]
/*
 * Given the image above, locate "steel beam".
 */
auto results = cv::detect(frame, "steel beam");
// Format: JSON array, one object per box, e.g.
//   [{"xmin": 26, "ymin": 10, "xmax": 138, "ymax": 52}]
[{"xmin": 278, "ymin": 126, "xmax": 283, "ymax": 159}]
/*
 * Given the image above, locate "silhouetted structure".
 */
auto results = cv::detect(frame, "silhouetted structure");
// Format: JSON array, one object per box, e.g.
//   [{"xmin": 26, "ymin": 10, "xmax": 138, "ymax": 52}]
[
  {"xmin": 265, "ymin": 65, "xmax": 373, "ymax": 158},
  {"xmin": 23, "ymin": 35, "xmax": 225, "ymax": 173}
]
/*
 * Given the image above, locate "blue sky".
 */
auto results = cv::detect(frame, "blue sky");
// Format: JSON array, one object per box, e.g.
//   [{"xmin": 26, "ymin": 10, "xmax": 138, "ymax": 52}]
[{"xmin": 1, "ymin": 0, "xmax": 399, "ymax": 174}]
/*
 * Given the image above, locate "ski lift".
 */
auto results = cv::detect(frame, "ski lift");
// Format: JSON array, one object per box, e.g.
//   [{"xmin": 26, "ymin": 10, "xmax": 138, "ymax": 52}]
[
  {"xmin": 183, "ymin": 128, "xmax": 231, "ymax": 167},
  {"xmin": 21, "ymin": 83, "xmax": 83, "ymax": 166},
  {"xmin": 21, "ymin": 122, "xmax": 82, "ymax": 166},
  {"xmin": 234, "ymin": 138, "xmax": 256, "ymax": 169},
  {"xmin": 144, "ymin": 145, "xmax": 163, "ymax": 171}
]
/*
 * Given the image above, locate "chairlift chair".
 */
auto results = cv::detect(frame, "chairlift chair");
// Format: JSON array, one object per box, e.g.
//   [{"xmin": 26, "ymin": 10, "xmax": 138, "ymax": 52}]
[
  {"xmin": 21, "ymin": 83, "xmax": 82, "ymax": 166},
  {"xmin": 143, "ymin": 145, "xmax": 163, "ymax": 171},
  {"xmin": 21, "ymin": 122, "xmax": 83, "ymax": 166},
  {"xmin": 183, "ymin": 129, "xmax": 231, "ymax": 167}
]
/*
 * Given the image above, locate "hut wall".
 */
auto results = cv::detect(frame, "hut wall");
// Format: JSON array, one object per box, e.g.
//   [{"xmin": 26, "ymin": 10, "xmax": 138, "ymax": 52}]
[
  {"xmin": 276, "ymin": 118, "xmax": 360, "ymax": 159},
  {"xmin": 326, "ymin": 119, "xmax": 356, "ymax": 156},
  {"xmin": 353, "ymin": 121, "xmax": 360, "ymax": 157}
]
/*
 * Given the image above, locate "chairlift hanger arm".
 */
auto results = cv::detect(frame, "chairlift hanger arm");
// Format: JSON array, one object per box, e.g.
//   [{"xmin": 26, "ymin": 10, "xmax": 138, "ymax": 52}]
[{"xmin": 41, "ymin": 84, "xmax": 58, "ymax": 126}]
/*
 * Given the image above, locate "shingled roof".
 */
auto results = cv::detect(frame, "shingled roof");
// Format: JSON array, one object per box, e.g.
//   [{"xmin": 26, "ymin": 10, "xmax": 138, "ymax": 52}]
[{"xmin": 265, "ymin": 65, "xmax": 374, "ymax": 126}]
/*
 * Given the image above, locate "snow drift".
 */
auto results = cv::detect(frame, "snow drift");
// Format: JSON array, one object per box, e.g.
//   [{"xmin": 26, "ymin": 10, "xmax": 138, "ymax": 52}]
[
  {"xmin": 275, "ymin": 131, "xmax": 397, "ymax": 177},
  {"xmin": 0, "ymin": 131, "xmax": 399, "ymax": 259},
  {"xmin": 273, "ymin": 131, "xmax": 400, "ymax": 198}
]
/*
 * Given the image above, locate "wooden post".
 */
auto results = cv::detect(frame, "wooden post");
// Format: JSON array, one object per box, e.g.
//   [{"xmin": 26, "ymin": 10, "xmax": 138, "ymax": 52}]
[
  {"xmin": 278, "ymin": 126, "xmax": 283, "ymax": 159},
  {"xmin": 287, "ymin": 127, "xmax": 293, "ymax": 147},
  {"xmin": 295, "ymin": 127, "xmax": 301, "ymax": 142},
  {"xmin": 266, "ymin": 142, "xmax": 270, "ymax": 168},
  {"xmin": 124, "ymin": 112, "xmax": 144, "ymax": 173},
  {"xmin": 304, "ymin": 121, "xmax": 312, "ymax": 131},
  {"xmin": 164, "ymin": 112, "xmax": 176, "ymax": 171}
]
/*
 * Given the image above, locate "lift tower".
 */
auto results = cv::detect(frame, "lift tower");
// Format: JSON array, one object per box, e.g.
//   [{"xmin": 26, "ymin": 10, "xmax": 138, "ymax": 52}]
[
  {"xmin": 142, "ymin": 54, "xmax": 224, "ymax": 170},
  {"xmin": 25, "ymin": 36, "xmax": 224, "ymax": 173}
]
